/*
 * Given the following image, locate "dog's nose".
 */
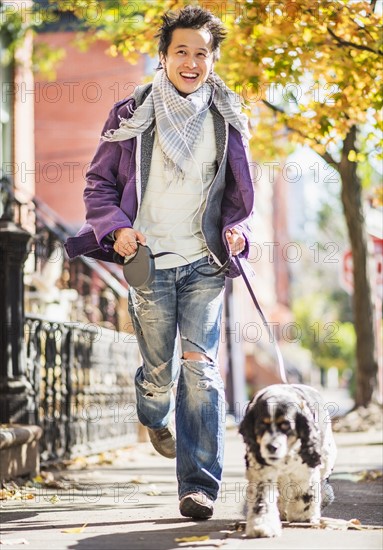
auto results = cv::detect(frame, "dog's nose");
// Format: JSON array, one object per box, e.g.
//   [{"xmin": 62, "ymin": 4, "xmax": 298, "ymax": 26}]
[{"xmin": 266, "ymin": 443, "xmax": 279, "ymax": 453}]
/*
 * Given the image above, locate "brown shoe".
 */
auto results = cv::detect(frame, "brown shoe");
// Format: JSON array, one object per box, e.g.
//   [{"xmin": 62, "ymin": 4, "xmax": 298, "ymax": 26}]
[
  {"xmin": 179, "ymin": 492, "xmax": 214, "ymax": 519},
  {"xmin": 147, "ymin": 425, "xmax": 176, "ymax": 459}
]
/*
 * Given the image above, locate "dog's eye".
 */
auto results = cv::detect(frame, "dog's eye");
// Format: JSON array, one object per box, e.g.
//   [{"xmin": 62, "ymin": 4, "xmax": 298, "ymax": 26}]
[
  {"xmin": 259, "ymin": 420, "xmax": 271, "ymax": 430},
  {"xmin": 278, "ymin": 421, "xmax": 291, "ymax": 432}
]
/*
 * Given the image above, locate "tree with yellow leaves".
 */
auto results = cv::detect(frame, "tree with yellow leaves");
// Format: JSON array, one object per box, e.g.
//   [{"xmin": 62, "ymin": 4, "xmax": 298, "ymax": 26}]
[{"xmin": 220, "ymin": 0, "xmax": 382, "ymax": 407}]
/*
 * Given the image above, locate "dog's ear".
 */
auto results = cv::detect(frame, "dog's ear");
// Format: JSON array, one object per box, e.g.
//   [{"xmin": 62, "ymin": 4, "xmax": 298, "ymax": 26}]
[
  {"xmin": 296, "ymin": 406, "xmax": 322, "ymax": 468},
  {"xmin": 239, "ymin": 399, "xmax": 268, "ymax": 466},
  {"xmin": 239, "ymin": 401, "xmax": 256, "ymax": 445}
]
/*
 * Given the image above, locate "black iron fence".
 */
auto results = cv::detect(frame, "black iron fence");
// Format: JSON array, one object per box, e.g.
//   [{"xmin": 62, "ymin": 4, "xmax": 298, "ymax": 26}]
[{"xmin": 25, "ymin": 315, "xmax": 140, "ymax": 462}]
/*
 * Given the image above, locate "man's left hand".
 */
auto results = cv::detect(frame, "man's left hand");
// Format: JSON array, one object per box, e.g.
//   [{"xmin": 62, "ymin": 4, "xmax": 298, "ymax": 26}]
[{"xmin": 225, "ymin": 228, "xmax": 246, "ymax": 256}]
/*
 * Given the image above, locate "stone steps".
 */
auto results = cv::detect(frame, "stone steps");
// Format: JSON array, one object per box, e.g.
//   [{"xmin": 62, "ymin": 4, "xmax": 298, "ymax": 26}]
[{"xmin": 0, "ymin": 424, "xmax": 43, "ymax": 481}]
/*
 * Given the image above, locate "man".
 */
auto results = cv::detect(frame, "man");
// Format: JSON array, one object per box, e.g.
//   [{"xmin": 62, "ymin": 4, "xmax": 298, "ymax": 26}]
[{"xmin": 65, "ymin": 5, "xmax": 254, "ymax": 520}]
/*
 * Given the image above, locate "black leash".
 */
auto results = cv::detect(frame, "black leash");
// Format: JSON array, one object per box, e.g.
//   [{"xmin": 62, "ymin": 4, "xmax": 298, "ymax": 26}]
[
  {"xmin": 113, "ymin": 243, "xmax": 231, "ymax": 288},
  {"xmin": 152, "ymin": 250, "xmax": 232, "ymax": 277},
  {"xmin": 234, "ymin": 256, "xmax": 288, "ymax": 384}
]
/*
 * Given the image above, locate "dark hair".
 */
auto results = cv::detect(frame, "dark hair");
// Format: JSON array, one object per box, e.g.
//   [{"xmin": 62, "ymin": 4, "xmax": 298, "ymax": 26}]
[{"xmin": 156, "ymin": 5, "xmax": 227, "ymax": 62}]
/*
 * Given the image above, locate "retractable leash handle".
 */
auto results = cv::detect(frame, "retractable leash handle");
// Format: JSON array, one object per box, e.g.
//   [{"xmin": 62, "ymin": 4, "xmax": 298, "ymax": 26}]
[
  {"xmin": 113, "ymin": 244, "xmax": 156, "ymax": 288},
  {"xmin": 234, "ymin": 256, "xmax": 288, "ymax": 385}
]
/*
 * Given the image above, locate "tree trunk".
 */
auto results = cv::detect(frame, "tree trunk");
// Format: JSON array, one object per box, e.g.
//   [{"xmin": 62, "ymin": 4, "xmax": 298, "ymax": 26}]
[{"xmin": 339, "ymin": 125, "xmax": 378, "ymax": 406}]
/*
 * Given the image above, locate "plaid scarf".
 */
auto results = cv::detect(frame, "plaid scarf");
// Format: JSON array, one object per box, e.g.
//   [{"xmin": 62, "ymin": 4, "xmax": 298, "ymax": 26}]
[{"xmin": 103, "ymin": 69, "xmax": 250, "ymax": 176}]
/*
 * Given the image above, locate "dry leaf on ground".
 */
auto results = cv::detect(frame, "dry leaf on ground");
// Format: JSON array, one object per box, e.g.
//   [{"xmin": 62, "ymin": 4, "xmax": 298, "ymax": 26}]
[
  {"xmin": 320, "ymin": 517, "xmax": 363, "ymax": 530},
  {"xmin": 62, "ymin": 523, "xmax": 88, "ymax": 534},
  {"xmin": 144, "ymin": 484, "xmax": 162, "ymax": 496},
  {"xmin": 175, "ymin": 536, "xmax": 210, "ymax": 542}
]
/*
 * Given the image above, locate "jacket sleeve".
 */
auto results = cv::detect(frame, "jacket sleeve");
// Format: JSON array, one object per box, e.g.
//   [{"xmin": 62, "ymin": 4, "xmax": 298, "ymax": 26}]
[
  {"xmin": 239, "ymin": 138, "xmax": 256, "ymax": 257},
  {"xmin": 83, "ymin": 100, "xmax": 135, "ymax": 250}
]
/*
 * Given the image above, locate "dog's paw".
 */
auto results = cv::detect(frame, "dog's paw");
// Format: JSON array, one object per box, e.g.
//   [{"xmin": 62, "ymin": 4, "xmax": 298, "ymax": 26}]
[
  {"xmin": 246, "ymin": 521, "xmax": 282, "ymax": 538},
  {"xmin": 321, "ymin": 480, "xmax": 335, "ymax": 508}
]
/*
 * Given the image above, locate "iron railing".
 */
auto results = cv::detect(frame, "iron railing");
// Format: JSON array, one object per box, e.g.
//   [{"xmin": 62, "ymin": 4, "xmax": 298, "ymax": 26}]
[{"xmin": 25, "ymin": 315, "xmax": 141, "ymax": 462}]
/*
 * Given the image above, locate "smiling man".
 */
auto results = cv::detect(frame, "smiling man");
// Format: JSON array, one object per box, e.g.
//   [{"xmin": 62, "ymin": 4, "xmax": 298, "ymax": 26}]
[{"xmin": 65, "ymin": 5, "xmax": 254, "ymax": 520}]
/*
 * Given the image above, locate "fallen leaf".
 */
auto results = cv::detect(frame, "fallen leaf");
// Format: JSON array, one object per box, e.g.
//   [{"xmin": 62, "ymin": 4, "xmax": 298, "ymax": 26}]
[
  {"xmin": 175, "ymin": 536, "xmax": 210, "ymax": 542},
  {"xmin": 49, "ymin": 495, "xmax": 60, "ymax": 504},
  {"xmin": 358, "ymin": 470, "xmax": 383, "ymax": 482},
  {"xmin": 32, "ymin": 473, "xmax": 69, "ymax": 490},
  {"xmin": 65, "ymin": 457, "xmax": 88, "ymax": 470},
  {"xmin": 2, "ymin": 482, "xmax": 19, "ymax": 492},
  {"xmin": 21, "ymin": 493, "xmax": 35, "ymax": 500},
  {"xmin": 129, "ymin": 476, "xmax": 149, "ymax": 484},
  {"xmin": 348, "ymin": 518, "xmax": 363, "ymax": 530},
  {"xmin": 96, "ymin": 452, "xmax": 115, "ymax": 465},
  {"xmin": 32, "ymin": 475, "xmax": 44, "ymax": 484},
  {"xmin": 41, "ymin": 471, "xmax": 55, "ymax": 483},
  {"xmin": 62, "ymin": 523, "xmax": 88, "ymax": 534},
  {"xmin": 144, "ymin": 484, "xmax": 162, "ymax": 496},
  {"xmin": 320, "ymin": 517, "xmax": 364, "ymax": 530}
]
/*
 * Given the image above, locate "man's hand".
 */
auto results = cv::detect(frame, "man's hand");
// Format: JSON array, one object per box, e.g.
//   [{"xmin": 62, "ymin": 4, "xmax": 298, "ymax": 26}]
[
  {"xmin": 225, "ymin": 228, "xmax": 246, "ymax": 256},
  {"xmin": 113, "ymin": 228, "xmax": 146, "ymax": 257}
]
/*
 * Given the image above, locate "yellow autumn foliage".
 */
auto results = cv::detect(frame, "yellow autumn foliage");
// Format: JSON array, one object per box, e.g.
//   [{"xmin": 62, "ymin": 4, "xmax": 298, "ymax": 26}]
[{"xmin": 53, "ymin": 0, "xmax": 381, "ymax": 165}]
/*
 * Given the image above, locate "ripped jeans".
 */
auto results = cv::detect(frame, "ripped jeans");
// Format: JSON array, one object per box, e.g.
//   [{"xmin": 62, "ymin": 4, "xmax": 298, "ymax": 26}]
[{"xmin": 128, "ymin": 256, "xmax": 226, "ymax": 501}]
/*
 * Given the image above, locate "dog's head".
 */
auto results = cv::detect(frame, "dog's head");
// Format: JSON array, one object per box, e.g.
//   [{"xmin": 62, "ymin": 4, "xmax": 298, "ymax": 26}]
[{"xmin": 239, "ymin": 385, "xmax": 322, "ymax": 468}]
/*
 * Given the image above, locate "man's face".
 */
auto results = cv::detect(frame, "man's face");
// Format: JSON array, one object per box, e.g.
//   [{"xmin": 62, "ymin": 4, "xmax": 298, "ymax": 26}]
[{"xmin": 161, "ymin": 27, "xmax": 215, "ymax": 96}]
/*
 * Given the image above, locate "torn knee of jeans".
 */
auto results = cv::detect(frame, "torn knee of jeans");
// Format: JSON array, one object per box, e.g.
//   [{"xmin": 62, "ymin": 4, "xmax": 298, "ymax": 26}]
[
  {"xmin": 182, "ymin": 359, "xmax": 223, "ymax": 392},
  {"xmin": 196, "ymin": 374, "xmax": 223, "ymax": 391},
  {"xmin": 196, "ymin": 379, "xmax": 213, "ymax": 390},
  {"xmin": 181, "ymin": 335, "xmax": 214, "ymax": 363},
  {"xmin": 140, "ymin": 378, "xmax": 174, "ymax": 398},
  {"xmin": 182, "ymin": 351, "xmax": 212, "ymax": 363}
]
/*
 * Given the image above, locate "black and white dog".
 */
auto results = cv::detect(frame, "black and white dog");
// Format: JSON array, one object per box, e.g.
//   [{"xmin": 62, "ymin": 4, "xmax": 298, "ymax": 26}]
[{"xmin": 239, "ymin": 384, "xmax": 337, "ymax": 538}]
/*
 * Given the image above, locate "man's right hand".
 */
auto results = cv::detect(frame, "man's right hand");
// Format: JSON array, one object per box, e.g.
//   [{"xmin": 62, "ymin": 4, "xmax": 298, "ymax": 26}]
[{"xmin": 113, "ymin": 228, "xmax": 146, "ymax": 257}]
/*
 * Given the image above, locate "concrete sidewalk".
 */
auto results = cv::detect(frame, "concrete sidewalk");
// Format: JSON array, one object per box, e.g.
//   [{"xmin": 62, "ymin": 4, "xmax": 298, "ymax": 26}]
[{"xmin": 1, "ymin": 426, "xmax": 382, "ymax": 549}]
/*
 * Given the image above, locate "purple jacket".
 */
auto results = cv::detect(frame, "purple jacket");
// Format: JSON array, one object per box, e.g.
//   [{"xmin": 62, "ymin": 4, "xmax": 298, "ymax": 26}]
[{"xmin": 65, "ymin": 87, "xmax": 254, "ymax": 278}]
